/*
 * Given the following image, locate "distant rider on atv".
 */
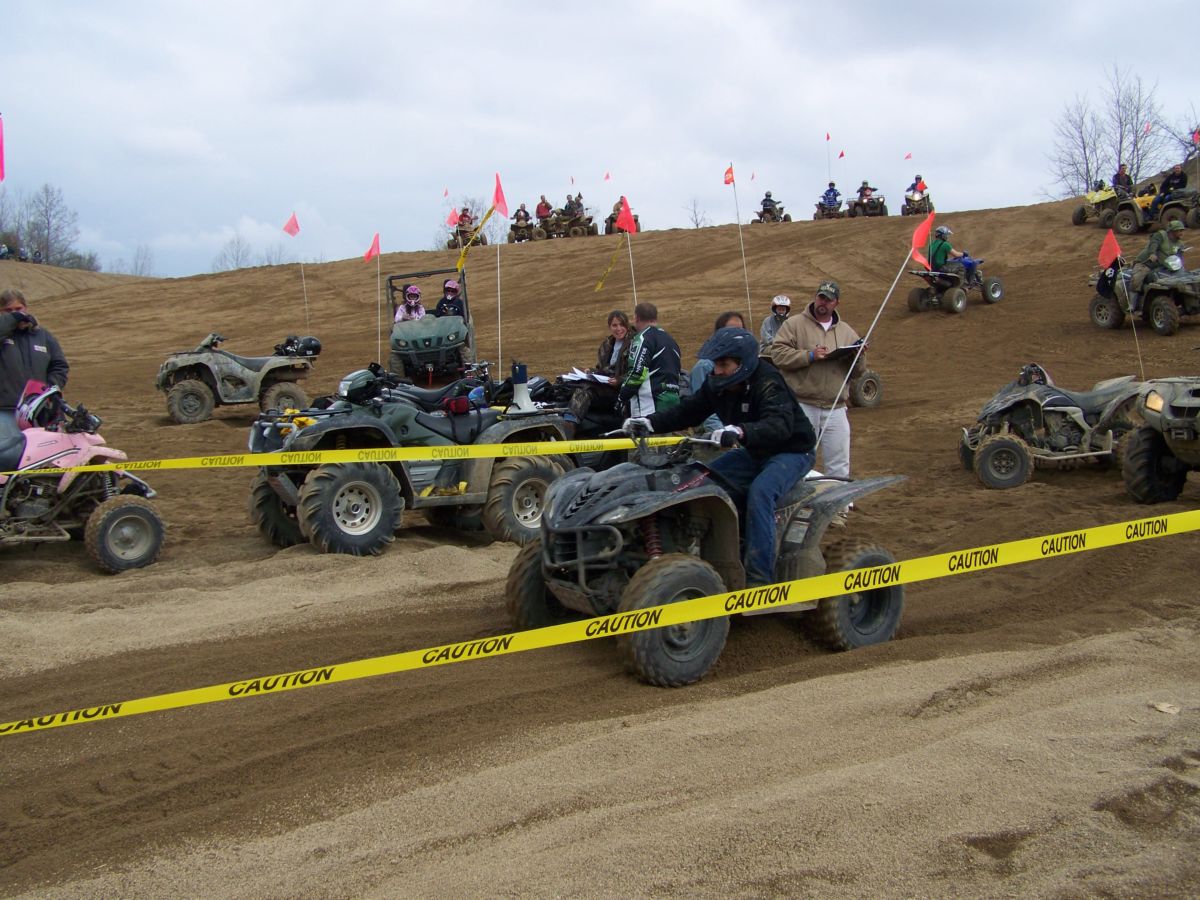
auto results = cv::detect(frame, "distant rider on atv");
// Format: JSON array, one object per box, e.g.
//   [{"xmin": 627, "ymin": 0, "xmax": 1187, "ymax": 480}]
[
  {"xmin": 821, "ymin": 183, "xmax": 841, "ymax": 209},
  {"xmin": 434, "ymin": 279, "xmax": 465, "ymax": 318},
  {"xmin": 1128, "ymin": 219, "xmax": 1186, "ymax": 312},
  {"xmin": 929, "ymin": 225, "xmax": 978, "ymax": 285},
  {"xmin": 394, "ymin": 284, "xmax": 426, "ymax": 322},
  {"xmin": 623, "ymin": 327, "xmax": 816, "ymax": 587},
  {"xmin": 856, "ymin": 180, "xmax": 877, "ymax": 200},
  {"xmin": 907, "ymin": 175, "xmax": 927, "ymax": 197},
  {"xmin": 535, "ymin": 195, "xmax": 553, "ymax": 221},
  {"xmin": 1148, "ymin": 164, "xmax": 1188, "ymax": 219},
  {"xmin": 457, "ymin": 207, "xmax": 475, "ymax": 229},
  {"xmin": 513, "ymin": 203, "xmax": 531, "ymax": 224},
  {"xmin": 761, "ymin": 191, "xmax": 780, "ymax": 219},
  {"xmin": 1112, "ymin": 163, "xmax": 1133, "ymax": 196}
]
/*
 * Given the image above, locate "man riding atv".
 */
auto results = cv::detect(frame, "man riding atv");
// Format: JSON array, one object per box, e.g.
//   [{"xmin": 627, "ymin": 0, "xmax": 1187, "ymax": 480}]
[
  {"xmin": 623, "ymin": 327, "xmax": 815, "ymax": 587},
  {"xmin": 930, "ymin": 225, "xmax": 979, "ymax": 285},
  {"xmin": 1129, "ymin": 220, "xmax": 1186, "ymax": 313}
]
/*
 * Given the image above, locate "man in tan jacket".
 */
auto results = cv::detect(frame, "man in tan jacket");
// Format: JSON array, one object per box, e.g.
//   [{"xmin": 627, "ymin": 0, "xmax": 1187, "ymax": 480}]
[{"xmin": 761, "ymin": 280, "xmax": 863, "ymax": 480}]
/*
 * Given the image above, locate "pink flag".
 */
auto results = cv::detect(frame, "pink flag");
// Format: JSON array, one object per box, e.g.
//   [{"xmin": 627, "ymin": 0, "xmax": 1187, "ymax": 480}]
[
  {"xmin": 724, "ymin": 164, "xmax": 734, "ymax": 185},
  {"xmin": 1143, "ymin": 121, "xmax": 1152, "ymax": 136},
  {"xmin": 1098, "ymin": 229, "xmax": 1122, "ymax": 269},
  {"xmin": 446, "ymin": 208, "xmax": 460, "ymax": 226},
  {"xmin": 904, "ymin": 152, "xmax": 912, "ymax": 160},
  {"xmin": 604, "ymin": 171, "xmax": 611, "ymax": 181},
  {"xmin": 825, "ymin": 132, "xmax": 830, "ymax": 141},
  {"xmin": 1193, "ymin": 129, "xmax": 1200, "ymax": 146},
  {"xmin": 616, "ymin": 196, "xmax": 637, "ymax": 234},
  {"xmin": 443, "ymin": 187, "xmax": 449, "ymax": 198},
  {"xmin": 911, "ymin": 212, "xmax": 935, "ymax": 270},
  {"xmin": 0, "ymin": 113, "xmax": 5, "ymax": 182},
  {"xmin": 750, "ymin": 172, "xmax": 755, "ymax": 180},
  {"xmin": 493, "ymin": 172, "xmax": 508, "ymax": 217},
  {"xmin": 838, "ymin": 150, "xmax": 845, "ymax": 159},
  {"xmin": 363, "ymin": 232, "xmax": 380, "ymax": 262},
  {"xmin": 282, "ymin": 212, "xmax": 299, "ymax": 237}
]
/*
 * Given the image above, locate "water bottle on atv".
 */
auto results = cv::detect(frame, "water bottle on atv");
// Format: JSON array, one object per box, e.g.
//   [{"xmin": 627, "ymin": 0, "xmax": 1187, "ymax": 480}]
[{"xmin": 506, "ymin": 433, "xmax": 906, "ymax": 687}]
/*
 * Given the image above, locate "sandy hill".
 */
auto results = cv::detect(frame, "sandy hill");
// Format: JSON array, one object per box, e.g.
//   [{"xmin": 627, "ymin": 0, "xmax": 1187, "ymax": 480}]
[
  {"xmin": 2, "ymin": 201, "xmax": 1198, "ymax": 897},
  {"xmin": 0, "ymin": 258, "xmax": 149, "ymax": 302}
]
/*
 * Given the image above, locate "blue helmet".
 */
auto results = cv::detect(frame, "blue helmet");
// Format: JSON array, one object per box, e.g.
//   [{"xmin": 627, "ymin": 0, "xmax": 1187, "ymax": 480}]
[{"xmin": 699, "ymin": 327, "xmax": 760, "ymax": 391}]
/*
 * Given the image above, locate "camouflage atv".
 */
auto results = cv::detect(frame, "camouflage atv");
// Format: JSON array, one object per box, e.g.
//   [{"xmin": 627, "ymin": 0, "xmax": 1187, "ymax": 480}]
[
  {"xmin": 156, "ymin": 333, "xmax": 321, "ymax": 424},
  {"xmin": 247, "ymin": 364, "xmax": 577, "ymax": 556},
  {"xmin": 544, "ymin": 210, "xmax": 598, "ymax": 239},
  {"xmin": 1123, "ymin": 377, "xmax": 1200, "ymax": 503},
  {"xmin": 1111, "ymin": 185, "xmax": 1194, "ymax": 235},
  {"xmin": 447, "ymin": 223, "xmax": 487, "ymax": 249},
  {"xmin": 387, "ymin": 269, "xmax": 474, "ymax": 383}
]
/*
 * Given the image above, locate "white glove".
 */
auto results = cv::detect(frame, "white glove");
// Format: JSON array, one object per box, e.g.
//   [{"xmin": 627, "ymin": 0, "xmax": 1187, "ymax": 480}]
[
  {"xmin": 709, "ymin": 424, "xmax": 744, "ymax": 447},
  {"xmin": 622, "ymin": 416, "xmax": 653, "ymax": 436}
]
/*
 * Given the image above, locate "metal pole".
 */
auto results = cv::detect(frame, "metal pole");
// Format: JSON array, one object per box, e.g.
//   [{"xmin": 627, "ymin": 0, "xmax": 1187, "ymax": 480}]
[
  {"xmin": 496, "ymin": 241, "xmax": 502, "ymax": 366},
  {"xmin": 731, "ymin": 171, "xmax": 753, "ymax": 328},
  {"xmin": 299, "ymin": 261, "xmax": 310, "ymax": 331},
  {"xmin": 375, "ymin": 253, "xmax": 381, "ymax": 363},
  {"xmin": 625, "ymin": 231, "xmax": 637, "ymax": 305}
]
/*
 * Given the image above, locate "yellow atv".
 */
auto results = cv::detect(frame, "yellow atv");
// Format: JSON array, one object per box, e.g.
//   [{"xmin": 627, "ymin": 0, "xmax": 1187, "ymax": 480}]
[
  {"xmin": 1110, "ymin": 184, "xmax": 1189, "ymax": 235},
  {"xmin": 1071, "ymin": 183, "xmax": 1120, "ymax": 228}
]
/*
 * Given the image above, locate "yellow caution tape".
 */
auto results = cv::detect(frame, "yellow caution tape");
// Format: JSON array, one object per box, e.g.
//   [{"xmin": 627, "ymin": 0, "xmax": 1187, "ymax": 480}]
[
  {"xmin": 0, "ymin": 436, "xmax": 683, "ymax": 478},
  {"xmin": 454, "ymin": 206, "xmax": 496, "ymax": 272},
  {"xmin": 594, "ymin": 231, "xmax": 627, "ymax": 292},
  {"xmin": 3, "ymin": 509, "xmax": 1196, "ymax": 737}
]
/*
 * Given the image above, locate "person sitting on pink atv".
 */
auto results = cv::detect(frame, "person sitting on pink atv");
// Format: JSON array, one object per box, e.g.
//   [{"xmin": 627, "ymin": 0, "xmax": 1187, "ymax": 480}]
[{"xmin": 1, "ymin": 288, "xmax": 69, "ymax": 441}]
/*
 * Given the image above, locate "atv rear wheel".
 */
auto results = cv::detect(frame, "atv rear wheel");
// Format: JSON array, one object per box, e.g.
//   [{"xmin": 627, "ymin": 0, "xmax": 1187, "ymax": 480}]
[
  {"xmin": 85, "ymin": 496, "xmax": 165, "ymax": 573},
  {"xmin": 1113, "ymin": 209, "xmax": 1139, "ymax": 235},
  {"xmin": 782, "ymin": 214, "xmax": 792, "ymax": 222},
  {"xmin": 532, "ymin": 227, "xmax": 547, "ymax": 241},
  {"xmin": 615, "ymin": 554, "xmax": 728, "ymax": 687},
  {"xmin": 1071, "ymin": 205, "xmax": 1088, "ymax": 226},
  {"xmin": 943, "ymin": 287, "xmax": 968, "ymax": 314},
  {"xmin": 849, "ymin": 370, "xmax": 882, "ymax": 408},
  {"xmin": 1187, "ymin": 208, "xmax": 1200, "ymax": 230},
  {"xmin": 249, "ymin": 469, "xmax": 305, "ymax": 548},
  {"xmin": 1099, "ymin": 209, "xmax": 1116, "ymax": 228},
  {"xmin": 1123, "ymin": 426, "xmax": 1187, "ymax": 503},
  {"xmin": 506, "ymin": 540, "xmax": 583, "ymax": 630},
  {"xmin": 260, "ymin": 381, "xmax": 308, "ymax": 414},
  {"xmin": 981, "ymin": 276, "xmax": 1004, "ymax": 303},
  {"xmin": 1148, "ymin": 295, "xmax": 1181, "ymax": 336},
  {"xmin": 907, "ymin": 287, "xmax": 928, "ymax": 313},
  {"xmin": 297, "ymin": 463, "xmax": 402, "ymax": 556},
  {"xmin": 482, "ymin": 458, "xmax": 561, "ymax": 545},
  {"xmin": 1089, "ymin": 293, "xmax": 1126, "ymax": 329},
  {"xmin": 166, "ymin": 379, "xmax": 215, "ymax": 424},
  {"xmin": 973, "ymin": 434, "xmax": 1033, "ymax": 489},
  {"xmin": 806, "ymin": 539, "xmax": 903, "ymax": 651},
  {"xmin": 879, "ymin": 205, "xmax": 888, "ymax": 216},
  {"xmin": 1162, "ymin": 207, "xmax": 1187, "ymax": 229}
]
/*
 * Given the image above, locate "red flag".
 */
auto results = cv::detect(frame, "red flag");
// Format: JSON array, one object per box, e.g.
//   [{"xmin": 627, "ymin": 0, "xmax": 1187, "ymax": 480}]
[
  {"xmin": 282, "ymin": 212, "xmax": 299, "ymax": 237},
  {"xmin": 1193, "ymin": 129, "xmax": 1200, "ymax": 146},
  {"xmin": 1143, "ymin": 121, "xmax": 1152, "ymax": 136},
  {"xmin": 1098, "ymin": 229, "xmax": 1122, "ymax": 268},
  {"xmin": 904, "ymin": 152, "xmax": 912, "ymax": 160},
  {"xmin": 616, "ymin": 196, "xmax": 637, "ymax": 234},
  {"xmin": 604, "ymin": 171, "xmax": 611, "ymax": 181},
  {"xmin": 493, "ymin": 172, "xmax": 508, "ymax": 217},
  {"xmin": 446, "ymin": 208, "xmax": 460, "ymax": 226},
  {"xmin": 723, "ymin": 164, "xmax": 734, "ymax": 185},
  {"xmin": 917, "ymin": 178, "xmax": 927, "ymax": 192},
  {"xmin": 443, "ymin": 187, "xmax": 449, "ymax": 198},
  {"xmin": 0, "ymin": 113, "xmax": 5, "ymax": 182},
  {"xmin": 838, "ymin": 150, "xmax": 845, "ymax": 159},
  {"xmin": 363, "ymin": 232, "xmax": 380, "ymax": 262},
  {"xmin": 911, "ymin": 212, "xmax": 935, "ymax": 270},
  {"xmin": 825, "ymin": 132, "xmax": 830, "ymax": 141}
]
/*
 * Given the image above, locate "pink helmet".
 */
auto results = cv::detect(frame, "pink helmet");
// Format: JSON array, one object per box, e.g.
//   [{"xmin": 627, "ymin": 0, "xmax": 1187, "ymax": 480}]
[
  {"xmin": 16, "ymin": 380, "xmax": 62, "ymax": 430},
  {"xmin": 443, "ymin": 279, "xmax": 460, "ymax": 294},
  {"xmin": 404, "ymin": 285, "xmax": 421, "ymax": 301}
]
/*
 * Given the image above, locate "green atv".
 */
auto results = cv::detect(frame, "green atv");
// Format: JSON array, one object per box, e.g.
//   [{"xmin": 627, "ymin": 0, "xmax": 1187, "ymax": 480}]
[
  {"xmin": 1123, "ymin": 377, "xmax": 1200, "ymax": 503},
  {"xmin": 387, "ymin": 268, "xmax": 474, "ymax": 382},
  {"xmin": 247, "ymin": 364, "xmax": 575, "ymax": 555}
]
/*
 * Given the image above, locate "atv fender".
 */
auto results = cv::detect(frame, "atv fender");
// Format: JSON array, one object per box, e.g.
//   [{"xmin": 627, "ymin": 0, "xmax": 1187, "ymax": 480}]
[
  {"xmin": 1094, "ymin": 382, "xmax": 1143, "ymax": 432},
  {"xmin": 462, "ymin": 417, "xmax": 573, "ymax": 494},
  {"xmin": 284, "ymin": 417, "xmax": 400, "ymax": 453},
  {"xmin": 796, "ymin": 476, "xmax": 907, "ymax": 552}
]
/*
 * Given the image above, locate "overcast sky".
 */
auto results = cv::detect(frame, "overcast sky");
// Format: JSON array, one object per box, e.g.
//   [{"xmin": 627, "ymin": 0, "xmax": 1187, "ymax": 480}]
[{"xmin": 2, "ymin": 1, "xmax": 1194, "ymax": 277}]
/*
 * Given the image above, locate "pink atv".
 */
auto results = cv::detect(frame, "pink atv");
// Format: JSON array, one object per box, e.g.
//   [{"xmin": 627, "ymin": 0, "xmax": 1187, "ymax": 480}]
[{"xmin": 0, "ymin": 382, "xmax": 165, "ymax": 573}]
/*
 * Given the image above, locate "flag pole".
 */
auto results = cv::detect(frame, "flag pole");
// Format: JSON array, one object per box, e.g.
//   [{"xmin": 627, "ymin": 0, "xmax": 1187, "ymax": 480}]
[
  {"xmin": 625, "ymin": 232, "xmax": 638, "ymax": 305},
  {"xmin": 730, "ymin": 171, "xmax": 753, "ymax": 328},
  {"xmin": 496, "ymin": 241, "xmax": 503, "ymax": 367},
  {"xmin": 375, "ymin": 253, "xmax": 382, "ymax": 363},
  {"xmin": 299, "ymin": 261, "xmax": 310, "ymax": 331}
]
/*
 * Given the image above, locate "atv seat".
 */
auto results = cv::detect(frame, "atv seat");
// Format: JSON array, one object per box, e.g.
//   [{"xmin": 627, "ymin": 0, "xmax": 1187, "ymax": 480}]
[
  {"xmin": 216, "ymin": 351, "xmax": 275, "ymax": 372},
  {"xmin": 388, "ymin": 381, "xmax": 472, "ymax": 410},
  {"xmin": 1051, "ymin": 377, "xmax": 1136, "ymax": 415},
  {"xmin": 414, "ymin": 408, "xmax": 503, "ymax": 443},
  {"xmin": 776, "ymin": 478, "xmax": 816, "ymax": 509},
  {"xmin": 0, "ymin": 433, "xmax": 27, "ymax": 472}
]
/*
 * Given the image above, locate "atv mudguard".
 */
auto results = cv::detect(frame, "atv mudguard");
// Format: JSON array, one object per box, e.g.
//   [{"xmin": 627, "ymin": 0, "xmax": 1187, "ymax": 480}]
[{"xmin": 458, "ymin": 415, "xmax": 573, "ymax": 493}]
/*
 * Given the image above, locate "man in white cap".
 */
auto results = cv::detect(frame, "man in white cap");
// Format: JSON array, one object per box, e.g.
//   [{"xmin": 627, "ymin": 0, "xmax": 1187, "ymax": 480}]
[{"xmin": 759, "ymin": 295, "xmax": 791, "ymax": 346}]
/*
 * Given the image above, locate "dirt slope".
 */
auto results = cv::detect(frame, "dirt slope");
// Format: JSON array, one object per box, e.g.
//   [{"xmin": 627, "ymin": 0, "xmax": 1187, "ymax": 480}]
[{"xmin": 1, "ymin": 203, "xmax": 1198, "ymax": 898}]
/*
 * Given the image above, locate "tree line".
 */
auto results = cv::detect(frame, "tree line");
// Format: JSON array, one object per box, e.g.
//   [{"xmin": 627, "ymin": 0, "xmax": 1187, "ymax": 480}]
[{"xmin": 0, "ymin": 183, "xmax": 101, "ymax": 270}]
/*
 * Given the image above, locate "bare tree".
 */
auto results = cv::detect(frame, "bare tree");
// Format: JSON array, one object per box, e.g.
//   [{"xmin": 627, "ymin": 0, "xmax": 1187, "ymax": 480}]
[
  {"xmin": 1049, "ymin": 95, "xmax": 1108, "ymax": 198},
  {"xmin": 684, "ymin": 198, "xmax": 711, "ymax": 228},
  {"xmin": 131, "ymin": 243, "xmax": 155, "ymax": 276},
  {"xmin": 258, "ymin": 243, "xmax": 290, "ymax": 266},
  {"xmin": 212, "ymin": 231, "xmax": 255, "ymax": 271},
  {"xmin": 23, "ymin": 183, "xmax": 80, "ymax": 264}
]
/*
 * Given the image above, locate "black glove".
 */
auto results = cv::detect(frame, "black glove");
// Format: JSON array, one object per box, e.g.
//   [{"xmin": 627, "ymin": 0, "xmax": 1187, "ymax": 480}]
[{"xmin": 10, "ymin": 311, "xmax": 36, "ymax": 328}]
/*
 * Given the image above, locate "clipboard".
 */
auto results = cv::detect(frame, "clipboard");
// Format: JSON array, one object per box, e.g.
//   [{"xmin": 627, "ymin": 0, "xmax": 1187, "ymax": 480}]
[{"xmin": 824, "ymin": 341, "xmax": 864, "ymax": 363}]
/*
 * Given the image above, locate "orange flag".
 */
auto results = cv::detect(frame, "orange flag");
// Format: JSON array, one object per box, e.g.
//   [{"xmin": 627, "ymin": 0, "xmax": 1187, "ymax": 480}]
[
  {"xmin": 904, "ymin": 152, "xmax": 912, "ymax": 160},
  {"xmin": 838, "ymin": 150, "xmax": 845, "ymax": 159},
  {"xmin": 724, "ymin": 164, "xmax": 734, "ymax": 185},
  {"xmin": 616, "ymin": 196, "xmax": 637, "ymax": 234},
  {"xmin": 442, "ymin": 187, "xmax": 449, "ymax": 198},
  {"xmin": 911, "ymin": 212, "xmax": 935, "ymax": 270},
  {"xmin": 282, "ymin": 212, "xmax": 299, "ymax": 237},
  {"xmin": 604, "ymin": 171, "xmax": 611, "ymax": 181},
  {"xmin": 363, "ymin": 232, "xmax": 380, "ymax": 262},
  {"xmin": 1098, "ymin": 229, "xmax": 1122, "ymax": 268},
  {"xmin": 492, "ymin": 172, "xmax": 508, "ymax": 217},
  {"xmin": 825, "ymin": 132, "xmax": 830, "ymax": 141},
  {"xmin": 446, "ymin": 208, "xmax": 460, "ymax": 226}
]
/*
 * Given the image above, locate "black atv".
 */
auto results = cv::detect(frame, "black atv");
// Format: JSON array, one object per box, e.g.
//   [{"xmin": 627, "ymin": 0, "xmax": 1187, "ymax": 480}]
[
  {"xmin": 247, "ymin": 363, "xmax": 577, "ymax": 555},
  {"xmin": 506, "ymin": 436, "xmax": 905, "ymax": 687}
]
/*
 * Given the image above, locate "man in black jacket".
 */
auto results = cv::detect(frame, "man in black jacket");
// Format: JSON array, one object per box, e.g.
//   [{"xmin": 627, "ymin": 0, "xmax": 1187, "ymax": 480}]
[
  {"xmin": 1149, "ymin": 164, "xmax": 1188, "ymax": 219},
  {"xmin": 624, "ymin": 327, "xmax": 815, "ymax": 586},
  {"xmin": 1, "ymin": 288, "xmax": 69, "ymax": 439}
]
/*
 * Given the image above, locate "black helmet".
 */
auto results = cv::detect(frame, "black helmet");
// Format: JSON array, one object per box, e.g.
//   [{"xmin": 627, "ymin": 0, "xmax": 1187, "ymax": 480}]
[
  {"xmin": 828, "ymin": 182, "xmax": 836, "ymax": 188},
  {"xmin": 861, "ymin": 180, "xmax": 869, "ymax": 186},
  {"xmin": 297, "ymin": 336, "xmax": 322, "ymax": 357},
  {"xmin": 765, "ymin": 191, "xmax": 772, "ymax": 198},
  {"xmin": 698, "ymin": 327, "xmax": 760, "ymax": 391},
  {"xmin": 336, "ymin": 368, "xmax": 383, "ymax": 404},
  {"xmin": 915, "ymin": 174, "xmax": 922, "ymax": 180}
]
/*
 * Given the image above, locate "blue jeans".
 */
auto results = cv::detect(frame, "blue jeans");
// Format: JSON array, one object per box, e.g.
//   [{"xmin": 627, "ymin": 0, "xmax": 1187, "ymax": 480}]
[
  {"xmin": 707, "ymin": 449, "xmax": 815, "ymax": 587},
  {"xmin": 0, "ymin": 410, "xmax": 19, "ymax": 441}
]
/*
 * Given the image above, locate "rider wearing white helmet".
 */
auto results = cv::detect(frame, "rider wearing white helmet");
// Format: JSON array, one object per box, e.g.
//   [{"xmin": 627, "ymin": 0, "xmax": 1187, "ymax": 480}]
[{"xmin": 759, "ymin": 294, "xmax": 792, "ymax": 346}]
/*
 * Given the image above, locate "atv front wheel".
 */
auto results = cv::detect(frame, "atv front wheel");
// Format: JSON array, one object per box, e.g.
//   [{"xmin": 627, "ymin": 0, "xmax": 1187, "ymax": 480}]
[
  {"xmin": 1113, "ymin": 209, "xmax": 1139, "ymax": 236},
  {"xmin": 1187, "ymin": 208, "xmax": 1200, "ymax": 230},
  {"xmin": 249, "ymin": 469, "xmax": 306, "ymax": 548},
  {"xmin": 260, "ymin": 382, "xmax": 309, "ymax": 414},
  {"xmin": 973, "ymin": 434, "xmax": 1033, "ymax": 489},
  {"xmin": 942, "ymin": 287, "xmax": 968, "ymax": 314},
  {"xmin": 1147, "ymin": 296, "xmax": 1181, "ymax": 336},
  {"xmin": 85, "ymin": 496, "xmax": 165, "ymax": 573},
  {"xmin": 615, "ymin": 554, "xmax": 728, "ymax": 687},
  {"xmin": 482, "ymin": 458, "xmax": 561, "ymax": 544},
  {"xmin": 166, "ymin": 379, "xmax": 215, "ymax": 424},
  {"xmin": 1123, "ymin": 426, "xmax": 1187, "ymax": 504},
  {"xmin": 1071, "ymin": 205, "xmax": 1088, "ymax": 226},
  {"xmin": 1099, "ymin": 209, "xmax": 1116, "ymax": 229},
  {"xmin": 907, "ymin": 287, "xmax": 928, "ymax": 312},
  {"xmin": 297, "ymin": 463, "xmax": 402, "ymax": 556},
  {"xmin": 506, "ymin": 540, "xmax": 583, "ymax": 630},
  {"xmin": 1089, "ymin": 294, "xmax": 1126, "ymax": 330},
  {"xmin": 806, "ymin": 539, "xmax": 904, "ymax": 651},
  {"xmin": 981, "ymin": 276, "xmax": 1004, "ymax": 303},
  {"xmin": 849, "ymin": 370, "xmax": 882, "ymax": 408}
]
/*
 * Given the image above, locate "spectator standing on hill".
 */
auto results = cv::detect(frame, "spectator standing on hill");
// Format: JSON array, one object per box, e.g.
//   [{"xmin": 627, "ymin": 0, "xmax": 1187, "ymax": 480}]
[{"xmin": 0, "ymin": 288, "xmax": 69, "ymax": 440}]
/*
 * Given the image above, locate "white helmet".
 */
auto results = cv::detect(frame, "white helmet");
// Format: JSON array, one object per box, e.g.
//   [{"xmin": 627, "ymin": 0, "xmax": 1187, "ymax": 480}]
[{"xmin": 771, "ymin": 295, "xmax": 791, "ymax": 312}]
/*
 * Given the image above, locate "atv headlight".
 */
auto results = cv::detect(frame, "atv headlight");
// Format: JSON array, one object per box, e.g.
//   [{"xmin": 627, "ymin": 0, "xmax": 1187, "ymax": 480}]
[
  {"xmin": 448, "ymin": 332, "xmax": 458, "ymax": 341},
  {"xmin": 1144, "ymin": 390, "xmax": 1165, "ymax": 413},
  {"xmin": 596, "ymin": 505, "xmax": 635, "ymax": 525},
  {"xmin": 396, "ymin": 340, "xmax": 409, "ymax": 348}
]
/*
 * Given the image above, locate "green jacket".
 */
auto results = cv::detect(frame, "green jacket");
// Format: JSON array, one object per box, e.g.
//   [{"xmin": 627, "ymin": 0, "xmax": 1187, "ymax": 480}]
[
  {"xmin": 930, "ymin": 238, "xmax": 953, "ymax": 269},
  {"xmin": 1135, "ymin": 231, "xmax": 1183, "ymax": 268}
]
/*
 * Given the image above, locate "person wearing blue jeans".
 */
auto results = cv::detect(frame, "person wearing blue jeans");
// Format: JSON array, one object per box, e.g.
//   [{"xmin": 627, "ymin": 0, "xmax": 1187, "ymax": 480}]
[{"xmin": 624, "ymin": 327, "xmax": 816, "ymax": 587}]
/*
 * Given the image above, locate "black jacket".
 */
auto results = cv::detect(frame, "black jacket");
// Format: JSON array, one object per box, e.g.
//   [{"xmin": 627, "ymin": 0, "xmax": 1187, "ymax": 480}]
[
  {"xmin": 1161, "ymin": 171, "xmax": 1188, "ymax": 193},
  {"xmin": 434, "ymin": 296, "xmax": 465, "ymax": 318},
  {"xmin": 648, "ymin": 359, "xmax": 815, "ymax": 460},
  {"xmin": 0, "ymin": 312, "xmax": 69, "ymax": 409}
]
